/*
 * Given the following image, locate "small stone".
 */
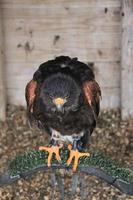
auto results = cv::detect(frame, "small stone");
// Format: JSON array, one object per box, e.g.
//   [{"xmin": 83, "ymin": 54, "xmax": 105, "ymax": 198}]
[
  {"xmin": 44, "ymin": 196, "xmax": 49, "ymax": 200},
  {"xmin": 18, "ymin": 180, "xmax": 23, "ymax": 186},
  {"xmin": 76, "ymin": 187, "xmax": 80, "ymax": 193},
  {"xmin": 116, "ymin": 132, "xmax": 121, "ymax": 137}
]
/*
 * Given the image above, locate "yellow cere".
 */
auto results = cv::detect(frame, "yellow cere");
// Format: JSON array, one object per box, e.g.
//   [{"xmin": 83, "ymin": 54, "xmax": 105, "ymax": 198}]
[{"xmin": 53, "ymin": 97, "xmax": 67, "ymax": 105}]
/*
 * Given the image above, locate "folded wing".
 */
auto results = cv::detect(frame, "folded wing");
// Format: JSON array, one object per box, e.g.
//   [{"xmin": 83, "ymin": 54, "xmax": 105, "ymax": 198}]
[{"xmin": 82, "ymin": 80, "xmax": 101, "ymax": 118}]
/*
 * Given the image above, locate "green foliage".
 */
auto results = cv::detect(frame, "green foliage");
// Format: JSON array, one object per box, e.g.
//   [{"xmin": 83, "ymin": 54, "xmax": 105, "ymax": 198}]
[{"xmin": 9, "ymin": 147, "xmax": 133, "ymax": 183}]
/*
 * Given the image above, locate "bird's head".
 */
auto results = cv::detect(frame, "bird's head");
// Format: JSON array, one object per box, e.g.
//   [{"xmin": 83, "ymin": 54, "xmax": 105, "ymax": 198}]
[{"xmin": 40, "ymin": 73, "xmax": 83, "ymax": 113}]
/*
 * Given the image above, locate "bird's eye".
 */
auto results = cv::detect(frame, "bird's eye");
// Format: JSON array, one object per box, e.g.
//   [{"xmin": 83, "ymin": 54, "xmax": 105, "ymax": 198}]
[
  {"xmin": 65, "ymin": 94, "xmax": 69, "ymax": 99},
  {"xmin": 49, "ymin": 94, "xmax": 54, "ymax": 99}
]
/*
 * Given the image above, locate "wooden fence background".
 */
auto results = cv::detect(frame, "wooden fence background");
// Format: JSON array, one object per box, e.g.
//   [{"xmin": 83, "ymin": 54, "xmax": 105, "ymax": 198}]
[{"xmin": 0, "ymin": 0, "xmax": 133, "ymax": 120}]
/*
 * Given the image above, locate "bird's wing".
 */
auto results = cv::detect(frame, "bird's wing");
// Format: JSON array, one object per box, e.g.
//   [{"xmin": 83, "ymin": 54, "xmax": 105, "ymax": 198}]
[
  {"xmin": 25, "ymin": 79, "xmax": 37, "ymax": 113},
  {"xmin": 82, "ymin": 80, "xmax": 101, "ymax": 117}
]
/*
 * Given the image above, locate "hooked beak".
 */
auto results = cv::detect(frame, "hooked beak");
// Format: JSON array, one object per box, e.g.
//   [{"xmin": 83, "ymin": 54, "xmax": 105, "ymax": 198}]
[
  {"xmin": 53, "ymin": 97, "xmax": 66, "ymax": 112},
  {"xmin": 56, "ymin": 104, "xmax": 64, "ymax": 112}
]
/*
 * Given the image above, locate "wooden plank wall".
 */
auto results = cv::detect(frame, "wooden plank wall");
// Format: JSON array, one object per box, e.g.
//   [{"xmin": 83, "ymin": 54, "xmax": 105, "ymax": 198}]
[
  {"xmin": 1, "ymin": 0, "xmax": 121, "ymax": 109},
  {"xmin": 121, "ymin": 0, "xmax": 133, "ymax": 119},
  {"xmin": 0, "ymin": 7, "xmax": 6, "ymax": 121}
]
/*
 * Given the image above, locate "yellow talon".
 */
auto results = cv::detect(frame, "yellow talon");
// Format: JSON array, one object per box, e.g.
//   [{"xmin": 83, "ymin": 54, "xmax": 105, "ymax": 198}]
[
  {"xmin": 39, "ymin": 144, "xmax": 63, "ymax": 167},
  {"xmin": 67, "ymin": 144, "xmax": 90, "ymax": 172}
]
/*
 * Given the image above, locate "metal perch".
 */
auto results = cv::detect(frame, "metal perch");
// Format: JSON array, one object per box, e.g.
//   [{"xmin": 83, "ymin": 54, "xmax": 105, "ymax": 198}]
[{"xmin": 0, "ymin": 147, "xmax": 133, "ymax": 197}]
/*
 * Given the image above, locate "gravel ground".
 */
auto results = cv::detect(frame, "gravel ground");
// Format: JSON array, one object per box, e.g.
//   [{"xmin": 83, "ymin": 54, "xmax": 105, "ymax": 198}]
[{"xmin": 0, "ymin": 106, "xmax": 133, "ymax": 200}]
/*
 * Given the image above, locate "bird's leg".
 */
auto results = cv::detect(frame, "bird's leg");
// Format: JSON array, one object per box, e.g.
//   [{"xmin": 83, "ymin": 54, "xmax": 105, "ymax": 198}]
[
  {"xmin": 66, "ymin": 139, "xmax": 90, "ymax": 172},
  {"xmin": 39, "ymin": 129, "xmax": 63, "ymax": 167}
]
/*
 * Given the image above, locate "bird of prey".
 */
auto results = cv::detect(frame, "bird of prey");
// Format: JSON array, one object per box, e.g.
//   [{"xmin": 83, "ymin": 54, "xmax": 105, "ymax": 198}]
[{"xmin": 25, "ymin": 56, "xmax": 101, "ymax": 171}]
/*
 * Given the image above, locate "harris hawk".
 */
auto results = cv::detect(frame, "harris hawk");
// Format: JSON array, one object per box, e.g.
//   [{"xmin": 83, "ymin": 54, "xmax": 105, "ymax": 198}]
[{"xmin": 25, "ymin": 56, "xmax": 101, "ymax": 171}]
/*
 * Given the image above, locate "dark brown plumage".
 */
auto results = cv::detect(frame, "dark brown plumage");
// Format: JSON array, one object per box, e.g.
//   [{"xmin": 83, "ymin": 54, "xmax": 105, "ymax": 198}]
[
  {"xmin": 25, "ymin": 56, "xmax": 101, "ymax": 171},
  {"xmin": 25, "ymin": 56, "xmax": 101, "ymax": 149}
]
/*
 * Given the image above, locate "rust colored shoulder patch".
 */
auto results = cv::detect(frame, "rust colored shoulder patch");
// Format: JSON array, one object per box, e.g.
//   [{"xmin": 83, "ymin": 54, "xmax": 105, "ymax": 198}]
[
  {"xmin": 82, "ymin": 80, "xmax": 101, "ymax": 106},
  {"xmin": 25, "ymin": 79, "xmax": 37, "ymax": 112}
]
